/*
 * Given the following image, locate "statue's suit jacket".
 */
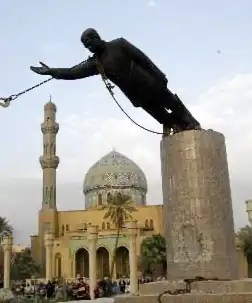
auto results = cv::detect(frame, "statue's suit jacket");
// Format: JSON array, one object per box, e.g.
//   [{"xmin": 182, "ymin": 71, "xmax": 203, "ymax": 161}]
[{"xmin": 50, "ymin": 38, "xmax": 168, "ymax": 108}]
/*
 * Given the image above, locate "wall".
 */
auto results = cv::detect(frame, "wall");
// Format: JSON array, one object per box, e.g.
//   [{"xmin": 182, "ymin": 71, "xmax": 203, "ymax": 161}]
[{"xmin": 57, "ymin": 205, "xmax": 164, "ymax": 237}]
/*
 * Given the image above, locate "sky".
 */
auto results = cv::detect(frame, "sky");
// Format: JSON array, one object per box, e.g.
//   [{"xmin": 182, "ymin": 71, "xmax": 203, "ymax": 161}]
[{"xmin": 0, "ymin": 0, "xmax": 252, "ymax": 244}]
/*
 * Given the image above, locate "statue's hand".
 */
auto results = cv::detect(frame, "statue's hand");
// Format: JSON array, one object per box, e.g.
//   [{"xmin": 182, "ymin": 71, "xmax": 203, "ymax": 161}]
[{"xmin": 30, "ymin": 62, "xmax": 52, "ymax": 76}]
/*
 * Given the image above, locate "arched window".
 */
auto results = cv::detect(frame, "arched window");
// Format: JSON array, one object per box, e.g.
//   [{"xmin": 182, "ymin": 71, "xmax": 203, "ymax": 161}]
[
  {"xmin": 98, "ymin": 193, "xmax": 103, "ymax": 206},
  {"xmin": 107, "ymin": 192, "xmax": 112, "ymax": 202},
  {"xmin": 149, "ymin": 219, "xmax": 154, "ymax": 230},
  {"xmin": 61, "ymin": 225, "xmax": 65, "ymax": 236},
  {"xmin": 102, "ymin": 222, "xmax": 105, "ymax": 229},
  {"xmin": 66, "ymin": 224, "xmax": 69, "ymax": 232},
  {"xmin": 84, "ymin": 223, "xmax": 87, "ymax": 230},
  {"xmin": 107, "ymin": 222, "xmax": 110, "ymax": 229},
  {"xmin": 145, "ymin": 220, "xmax": 149, "ymax": 229}
]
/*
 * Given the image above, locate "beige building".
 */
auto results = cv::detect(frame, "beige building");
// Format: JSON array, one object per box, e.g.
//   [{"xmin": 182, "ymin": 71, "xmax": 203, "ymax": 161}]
[
  {"xmin": 30, "ymin": 100, "xmax": 163, "ymax": 279},
  {"xmin": 30, "ymin": 100, "xmax": 247, "ymax": 280}
]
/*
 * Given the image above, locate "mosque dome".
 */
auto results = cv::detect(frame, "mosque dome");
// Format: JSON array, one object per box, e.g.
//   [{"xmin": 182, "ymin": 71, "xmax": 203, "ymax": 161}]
[{"xmin": 83, "ymin": 150, "xmax": 148, "ymax": 209}]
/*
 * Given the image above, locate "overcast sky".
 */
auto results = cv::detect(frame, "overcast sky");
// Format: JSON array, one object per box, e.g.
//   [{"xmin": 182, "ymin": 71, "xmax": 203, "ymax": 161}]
[{"xmin": 0, "ymin": 0, "xmax": 252, "ymax": 244}]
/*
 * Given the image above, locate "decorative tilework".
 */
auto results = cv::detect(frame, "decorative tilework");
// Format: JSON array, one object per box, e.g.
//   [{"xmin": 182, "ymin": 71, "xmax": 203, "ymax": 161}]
[{"xmin": 83, "ymin": 150, "xmax": 148, "ymax": 209}]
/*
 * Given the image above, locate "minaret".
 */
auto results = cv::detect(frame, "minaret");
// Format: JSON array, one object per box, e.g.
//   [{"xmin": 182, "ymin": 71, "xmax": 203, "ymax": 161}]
[
  {"xmin": 37, "ymin": 97, "xmax": 59, "ymax": 274},
  {"xmin": 39, "ymin": 97, "xmax": 59, "ymax": 210}
]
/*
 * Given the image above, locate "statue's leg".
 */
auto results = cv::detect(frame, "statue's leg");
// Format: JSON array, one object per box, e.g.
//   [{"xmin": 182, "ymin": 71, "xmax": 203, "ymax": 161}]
[
  {"xmin": 158, "ymin": 89, "xmax": 201, "ymax": 129},
  {"xmin": 172, "ymin": 93, "xmax": 201, "ymax": 128},
  {"xmin": 142, "ymin": 104, "xmax": 182, "ymax": 129}
]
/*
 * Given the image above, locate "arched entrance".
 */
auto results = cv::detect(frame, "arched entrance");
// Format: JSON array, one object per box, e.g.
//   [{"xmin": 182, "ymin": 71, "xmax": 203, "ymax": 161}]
[
  {"xmin": 75, "ymin": 248, "xmax": 89, "ymax": 278},
  {"xmin": 116, "ymin": 246, "xmax": 129, "ymax": 278},
  {"xmin": 96, "ymin": 247, "xmax": 110, "ymax": 278},
  {"xmin": 55, "ymin": 253, "xmax": 62, "ymax": 278}
]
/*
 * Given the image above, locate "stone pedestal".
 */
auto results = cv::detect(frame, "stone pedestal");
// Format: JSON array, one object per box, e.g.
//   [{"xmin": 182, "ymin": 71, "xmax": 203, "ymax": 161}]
[
  {"xmin": 128, "ymin": 220, "xmax": 138, "ymax": 295},
  {"xmin": 2, "ymin": 236, "xmax": 13, "ymax": 289},
  {"xmin": 88, "ymin": 225, "xmax": 98, "ymax": 300},
  {"xmin": 44, "ymin": 232, "xmax": 53, "ymax": 281},
  {"xmin": 160, "ymin": 129, "xmax": 238, "ymax": 279}
]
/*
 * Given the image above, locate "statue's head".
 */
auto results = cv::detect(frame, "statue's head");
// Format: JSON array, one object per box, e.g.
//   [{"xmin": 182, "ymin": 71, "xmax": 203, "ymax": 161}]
[{"xmin": 81, "ymin": 28, "xmax": 103, "ymax": 53}]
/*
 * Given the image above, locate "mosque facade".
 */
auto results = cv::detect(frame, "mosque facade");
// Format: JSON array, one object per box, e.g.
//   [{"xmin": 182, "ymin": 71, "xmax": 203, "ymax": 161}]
[{"xmin": 30, "ymin": 100, "xmax": 163, "ymax": 279}]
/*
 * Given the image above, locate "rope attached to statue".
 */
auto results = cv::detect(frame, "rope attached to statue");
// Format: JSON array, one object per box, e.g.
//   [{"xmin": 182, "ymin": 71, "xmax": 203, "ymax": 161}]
[{"xmin": 0, "ymin": 59, "xmax": 166, "ymax": 135}]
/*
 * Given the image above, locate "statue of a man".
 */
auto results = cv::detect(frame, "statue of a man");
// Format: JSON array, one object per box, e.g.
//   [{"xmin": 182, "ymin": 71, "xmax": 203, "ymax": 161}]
[{"xmin": 30, "ymin": 28, "xmax": 200, "ymax": 131}]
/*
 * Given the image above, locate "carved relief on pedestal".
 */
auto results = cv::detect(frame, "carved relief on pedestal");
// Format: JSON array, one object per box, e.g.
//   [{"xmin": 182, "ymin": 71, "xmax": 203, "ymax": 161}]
[{"xmin": 173, "ymin": 223, "xmax": 213, "ymax": 263}]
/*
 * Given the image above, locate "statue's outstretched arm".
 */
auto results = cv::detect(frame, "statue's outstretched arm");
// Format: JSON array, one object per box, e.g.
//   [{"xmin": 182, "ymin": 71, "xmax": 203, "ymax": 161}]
[
  {"xmin": 31, "ymin": 57, "xmax": 99, "ymax": 80},
  {"xmin": 119, "ymin": 38, "xmax": 167, "ymax": 84},
  {"xmin": 50, "ymin": 57, "xmax": 99, "ymax": 80}
]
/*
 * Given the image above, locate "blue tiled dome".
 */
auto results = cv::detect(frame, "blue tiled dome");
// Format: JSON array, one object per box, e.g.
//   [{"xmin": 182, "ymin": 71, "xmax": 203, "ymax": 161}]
[{"xmin": 83, "ymin": 150, "xmax": 147, "ymax": 209}]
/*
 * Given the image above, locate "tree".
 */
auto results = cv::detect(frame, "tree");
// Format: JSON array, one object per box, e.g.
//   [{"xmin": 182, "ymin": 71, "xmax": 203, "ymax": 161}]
[
  {"xmin": 140, "ymin": 234, "xmax": 167, "ymax": 277},
  {"xmin": 103, "ymin": 192, "xmax": 136, "ymax": 278},
  {"xmin": 11, "ymin": 248, "xmax": 40, "ymax": 281},
  {"xmin": 0, "ymin": 217, "xmax": 13, "ymax": 240},
  {"xmin": 237, "ymin": 225, "xmax": 252, "ymax": 263}
]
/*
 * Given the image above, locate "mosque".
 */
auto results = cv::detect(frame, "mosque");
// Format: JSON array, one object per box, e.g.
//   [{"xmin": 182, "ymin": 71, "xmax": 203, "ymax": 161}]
[{"xmin": 30, "ymin": 100, "xmax": 163, "ymax": 279}]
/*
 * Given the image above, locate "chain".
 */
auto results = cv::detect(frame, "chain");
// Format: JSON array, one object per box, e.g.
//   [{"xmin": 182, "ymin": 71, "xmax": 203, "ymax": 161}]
[{"xmin": 0, "ymin": 78, "xmax": 53, "ymax": 108}]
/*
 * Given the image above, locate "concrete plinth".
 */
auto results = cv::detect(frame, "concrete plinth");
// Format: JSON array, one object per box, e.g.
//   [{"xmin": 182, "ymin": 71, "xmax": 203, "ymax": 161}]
[{"xmin": 160, "ymin": 129, "xmax": 238, "ymax": 279}]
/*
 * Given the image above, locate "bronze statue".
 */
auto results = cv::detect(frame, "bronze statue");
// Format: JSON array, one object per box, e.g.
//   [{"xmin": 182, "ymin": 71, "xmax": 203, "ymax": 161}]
[{"xmin": 30, "ymin": 28, "xmax": 200, "ymax": 131}]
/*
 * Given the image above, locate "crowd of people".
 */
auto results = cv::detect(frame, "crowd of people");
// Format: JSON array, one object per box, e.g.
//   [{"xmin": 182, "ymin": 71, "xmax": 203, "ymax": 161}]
[{"xmin": 10, "ymin": 276, "xmax": 155, "ymax": 300}]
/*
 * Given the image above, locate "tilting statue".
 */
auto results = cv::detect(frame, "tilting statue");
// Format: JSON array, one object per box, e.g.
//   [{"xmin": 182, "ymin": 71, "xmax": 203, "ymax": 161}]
[{"xmin": 30, "ymin": 28, "xmax": 200, "ymax": 132}]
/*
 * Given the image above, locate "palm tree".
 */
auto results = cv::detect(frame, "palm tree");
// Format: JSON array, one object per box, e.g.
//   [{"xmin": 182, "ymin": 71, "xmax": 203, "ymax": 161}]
[
  {"xmin": 0, "ymin": 217, "xmax": 13, "ymax": 240},
  {"xmin": 140, "ymin": 234, "xmax": 167, "ymax": 276},
  {"xmin": 237, "ymin": 225, "xmax": 252, "ymax": 263},
  {"xmin": 103, "ymin": 192, "xmax": 136, "ymax": 278}
]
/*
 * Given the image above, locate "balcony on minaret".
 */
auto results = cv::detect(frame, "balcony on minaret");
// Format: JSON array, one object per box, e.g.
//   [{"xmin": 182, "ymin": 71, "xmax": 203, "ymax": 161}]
[
  {"xmin": 39, "ymin": 155, "xmax": 59, "ymax": 169},
  {"xmin": 41, "ymin": 121, "xmax": 59, "ymax": 134}
]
